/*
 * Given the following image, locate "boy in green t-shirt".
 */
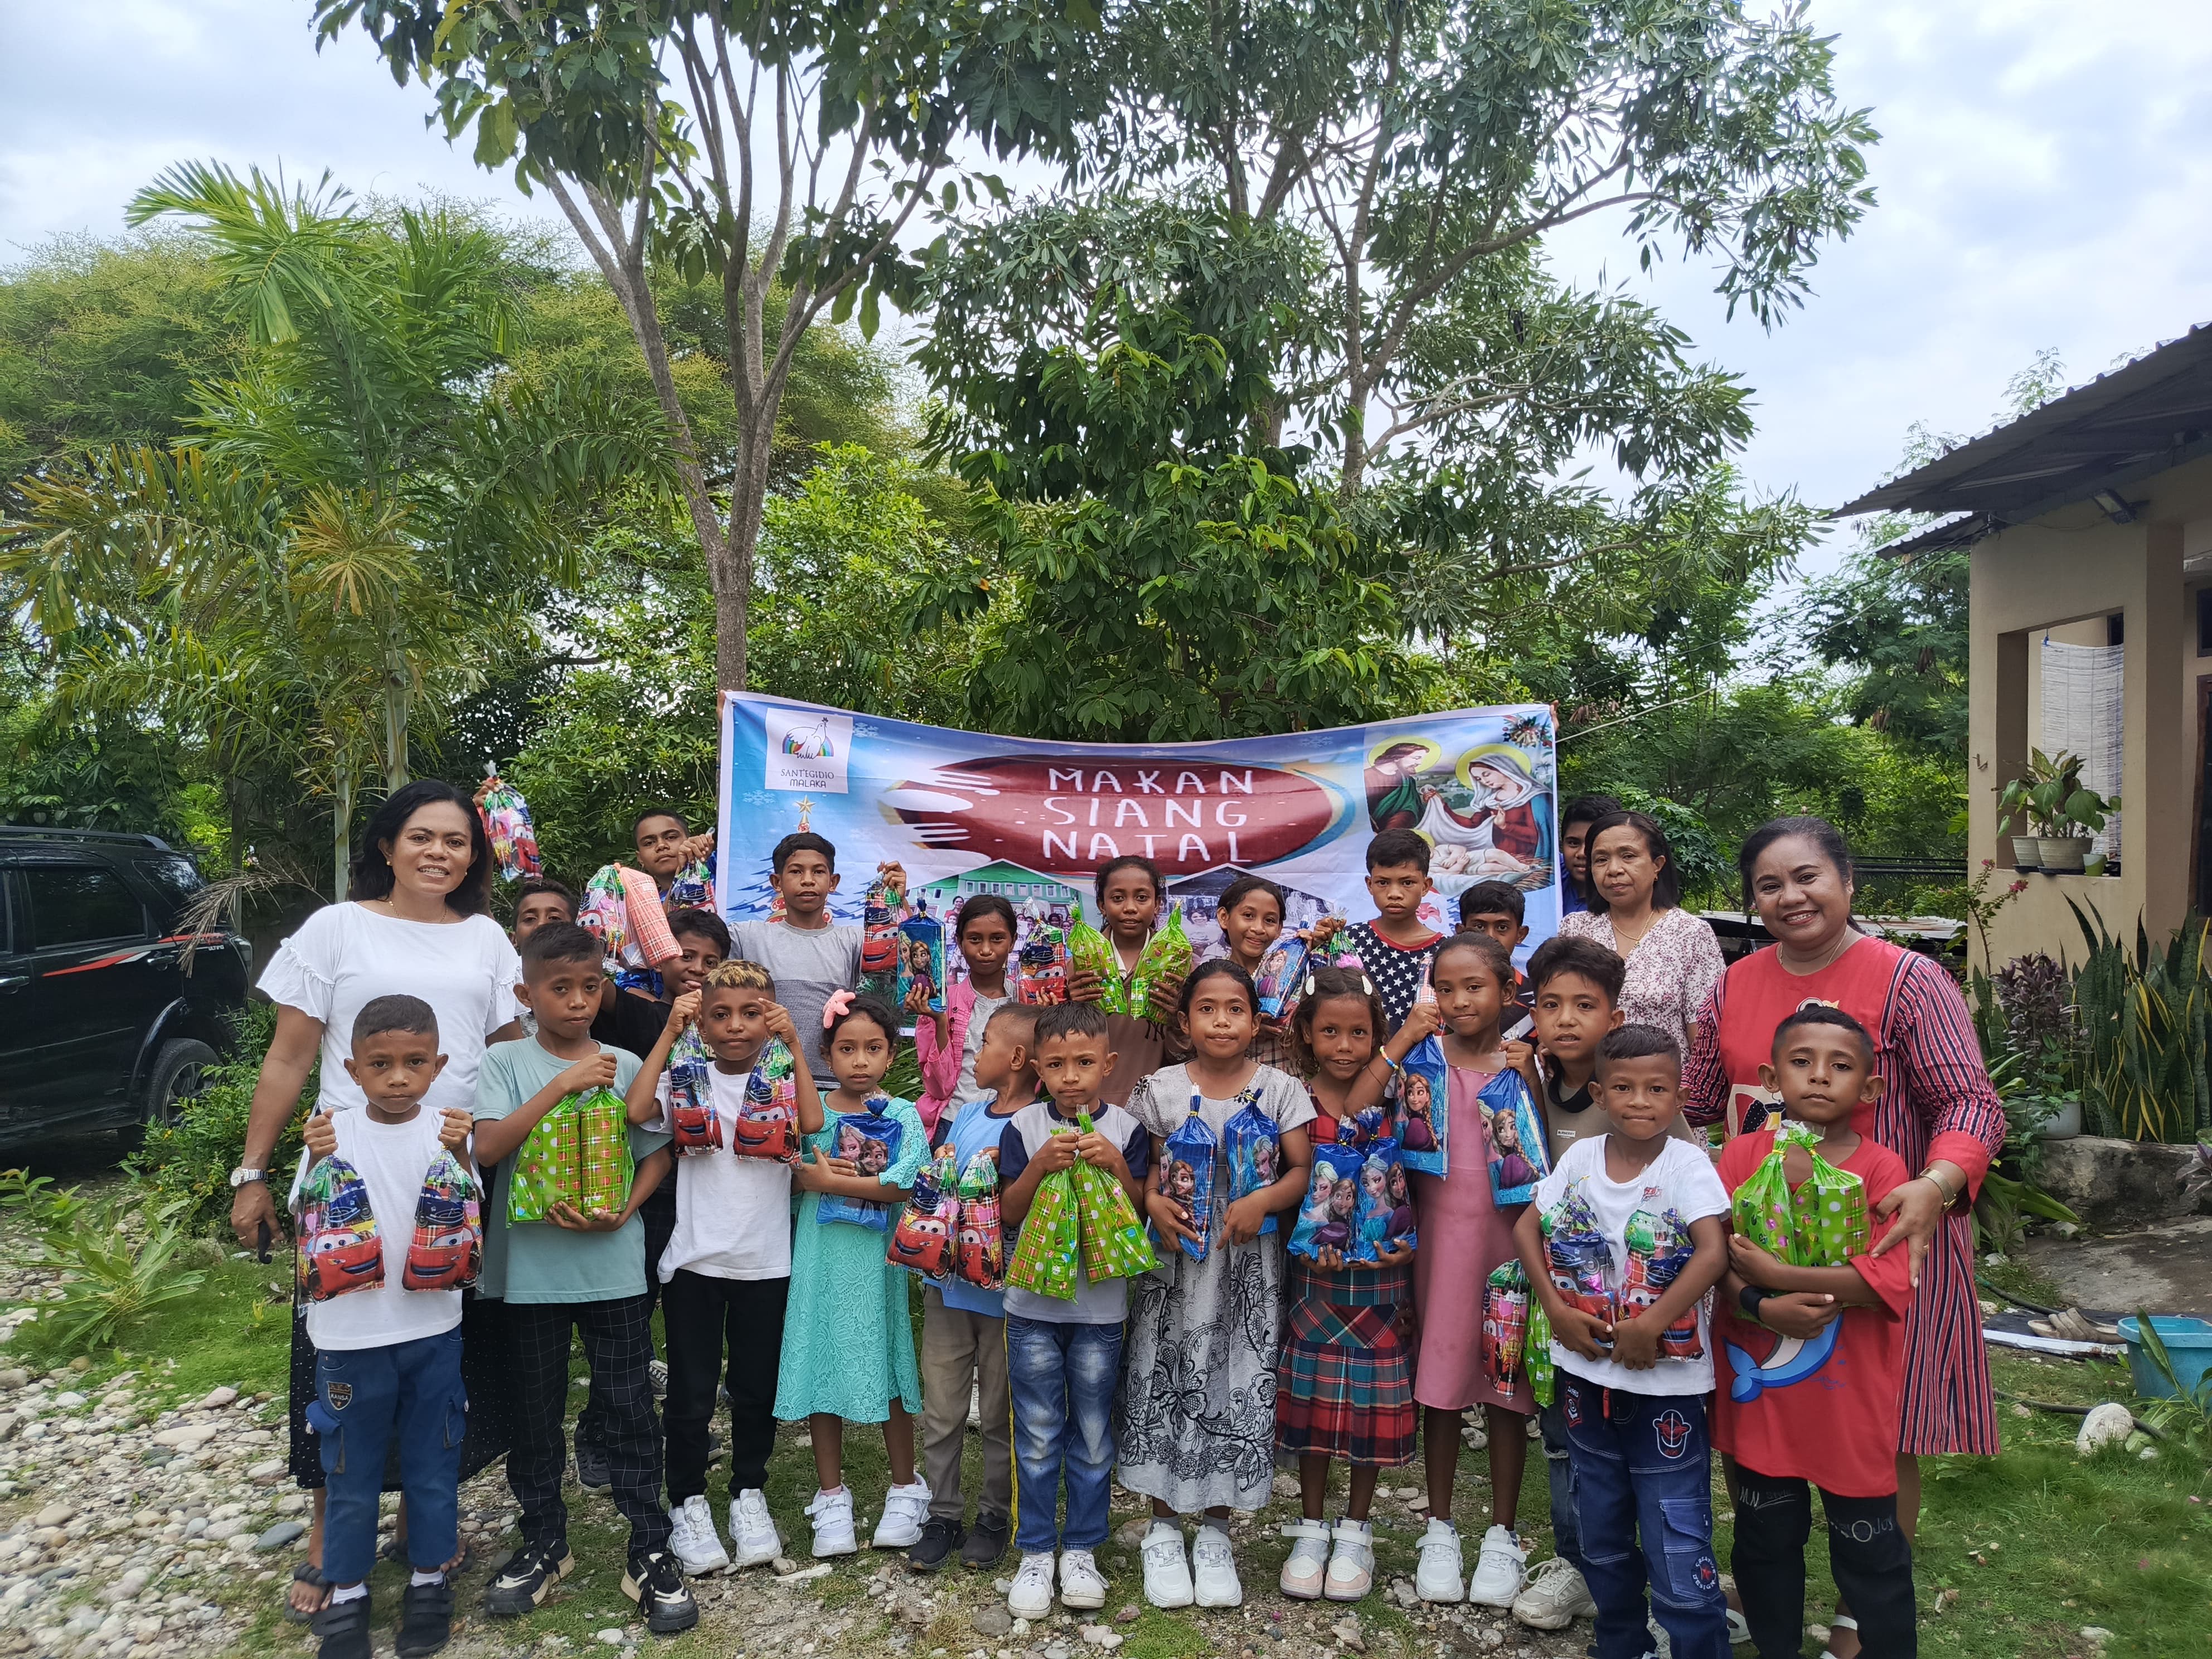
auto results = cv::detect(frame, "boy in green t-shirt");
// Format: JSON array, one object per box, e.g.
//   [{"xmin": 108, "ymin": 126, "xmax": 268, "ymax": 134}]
[{"xmin": 472, "ymin": 923, "xmax": 692, "ymax": 1634}]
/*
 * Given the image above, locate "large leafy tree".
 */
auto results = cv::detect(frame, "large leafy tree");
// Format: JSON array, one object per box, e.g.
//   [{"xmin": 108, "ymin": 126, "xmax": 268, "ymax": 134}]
[
  {"xmin": 316, "ymin": 0, "xmax": 1099, "ymax": 691},
  {"xmin": 3, "ymin": 164, "xmax": 670, "ymax": 886}
]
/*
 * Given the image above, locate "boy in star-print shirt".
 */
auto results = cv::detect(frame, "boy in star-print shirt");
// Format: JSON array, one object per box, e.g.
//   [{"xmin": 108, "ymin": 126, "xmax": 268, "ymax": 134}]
[{"xmin": 1340, "ymin": 829, "xmax": 1445, "ymax": 1031}]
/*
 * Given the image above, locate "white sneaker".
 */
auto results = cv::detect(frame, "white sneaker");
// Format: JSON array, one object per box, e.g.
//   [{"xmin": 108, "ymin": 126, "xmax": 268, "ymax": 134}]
[
  {"xmin": 647, "ymin": 1358, "xmax": 669, "ymax": 1398},
  {"xmin": 1190, "ymin": 1522, "xmax": 1242, "ymax": 1608},
  {"xmin": 1278, "ymin": 1519, "xmax": 1331, "ymax": 1599},
  {"xmin": 1415, "ymin": 1517, "xmax": 1464, "ymax": 1603},
  {"xmin": 1323, "ymin": 1519, "xmax": 1374, "ymax": 1602},
  {"xmin": 668, "ymin": 1493, "xmax": 730, "ymax": 1576},
  {"xmin": 872, "ymin": 1479, "xmax": 933, "ymax": 1549},
  {"xmin": 727, "ymin": 1488, "xmax": 780, "ymax": 1569},
  {"xmin": 1008, "ymin": 1551, "xmax": 1056, "ymax": 1619},
  {"xmin": 1511, "ymin": 1555, "xmax": 1596, "ymax": 1629},
  {"xmin": 806, "ymin": 1487, "xmax": 857, "ymax": 1558},
  {"xmin": 1139, "ymin": 1520, "xmax": 1194, "ymax": 1608},
  {"xmin": 1467, "ymin": 1524, "xmax": 1527, "ymax": 1607},
  {"xmin": 1058, "ymin": 1548, "xmax": 1108, "ymax": 1610}
]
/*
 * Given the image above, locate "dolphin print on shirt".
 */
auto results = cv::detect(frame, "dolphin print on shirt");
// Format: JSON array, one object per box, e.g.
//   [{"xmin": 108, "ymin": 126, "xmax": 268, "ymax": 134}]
[{"xmin": 1723, "ymin": 1320, "xmax": 1841, "ymax": 1403}]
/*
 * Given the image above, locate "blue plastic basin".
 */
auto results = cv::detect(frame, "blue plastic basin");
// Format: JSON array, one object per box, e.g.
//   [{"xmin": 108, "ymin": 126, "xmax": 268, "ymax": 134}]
[{"xmin": 2116, "ymin": 1315, "xmax": 2212, "ymax": 1400}]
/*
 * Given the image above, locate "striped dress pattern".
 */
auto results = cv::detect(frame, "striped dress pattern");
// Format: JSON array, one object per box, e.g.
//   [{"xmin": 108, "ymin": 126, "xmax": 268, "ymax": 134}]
[{"xmin": 1681, "ymin": 937, "xmax": 2006, "ymax": 1458}]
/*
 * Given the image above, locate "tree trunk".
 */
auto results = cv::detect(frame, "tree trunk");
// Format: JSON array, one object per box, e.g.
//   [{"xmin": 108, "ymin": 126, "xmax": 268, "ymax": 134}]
[
  {"xmin": 332, "ymin": 756, "xmax": 353, "ymax": 901},
  {"xmin": 381, "ymin": 625, "xmax": 411, "ymax": 791}
]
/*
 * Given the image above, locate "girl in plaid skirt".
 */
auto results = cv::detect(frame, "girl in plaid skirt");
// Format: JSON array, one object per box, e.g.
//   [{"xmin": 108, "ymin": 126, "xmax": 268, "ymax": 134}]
[{"xmin": 1275, "ymin": 966, "xmax": 1418, "ymax": 1603}]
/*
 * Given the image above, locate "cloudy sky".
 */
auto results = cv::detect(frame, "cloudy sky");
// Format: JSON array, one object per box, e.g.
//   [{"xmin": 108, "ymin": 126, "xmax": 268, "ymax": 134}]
[{"xmin": 5, "ymin": 0, "xmax": 2210, "ymax": 543}]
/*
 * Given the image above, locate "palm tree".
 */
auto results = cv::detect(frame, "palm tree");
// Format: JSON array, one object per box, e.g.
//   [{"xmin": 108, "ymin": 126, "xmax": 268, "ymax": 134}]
[{"xmin": 3, "ymin": 163, "xmax": 672, "ymax": 885}]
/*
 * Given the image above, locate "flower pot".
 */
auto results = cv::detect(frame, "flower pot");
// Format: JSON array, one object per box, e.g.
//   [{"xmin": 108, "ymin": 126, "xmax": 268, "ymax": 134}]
[
  {"xmin": 2034, "ymin": 1098, "xmax": 2082, "ymax": 1140},
  {"xmin": 2036, "ymin": 837, "xmax": 2088, "ymax": 874},
  {"xmin": 2010, "ymin": 836, "xmax": 2043, "ymax": 872}
]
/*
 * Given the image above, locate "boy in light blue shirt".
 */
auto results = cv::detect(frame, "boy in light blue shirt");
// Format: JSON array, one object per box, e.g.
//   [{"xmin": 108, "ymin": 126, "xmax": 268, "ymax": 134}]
[{"xmin": 909, "ymin": 1004, "xmax": 1039, "ymax": 1574}]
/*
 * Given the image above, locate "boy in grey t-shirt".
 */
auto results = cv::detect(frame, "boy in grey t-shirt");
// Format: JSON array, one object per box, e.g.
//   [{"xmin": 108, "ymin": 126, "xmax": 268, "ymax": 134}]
[{"xmin": 726, "ymin": 832, "xmax": 903, "ymax": 1078}]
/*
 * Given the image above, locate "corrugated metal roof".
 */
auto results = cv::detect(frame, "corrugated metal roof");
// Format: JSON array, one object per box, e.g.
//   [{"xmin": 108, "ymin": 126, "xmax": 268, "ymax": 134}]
[{"xmin": 1833, "ymin": 324, "xmax": 2212, "ymax": 522}]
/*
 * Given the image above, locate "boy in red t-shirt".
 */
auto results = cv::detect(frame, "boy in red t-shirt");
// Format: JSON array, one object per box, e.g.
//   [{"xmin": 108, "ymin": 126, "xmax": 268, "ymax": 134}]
[{"xmin": 1715, "ymin": 1006, "xmax": 1917, "ymax": 1659}]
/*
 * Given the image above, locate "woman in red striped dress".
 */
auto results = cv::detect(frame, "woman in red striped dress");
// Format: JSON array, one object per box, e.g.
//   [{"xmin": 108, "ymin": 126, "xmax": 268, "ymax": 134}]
[{"xmin": 1682, "ymin": 817, "xmax": 2002, "ymax": 1649}]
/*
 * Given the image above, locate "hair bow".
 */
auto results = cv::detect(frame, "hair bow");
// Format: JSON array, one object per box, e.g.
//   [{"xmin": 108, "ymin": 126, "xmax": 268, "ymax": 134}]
[{"xmin": 822, "ymin": 988, "xmax": 856, "ymax": 1029}]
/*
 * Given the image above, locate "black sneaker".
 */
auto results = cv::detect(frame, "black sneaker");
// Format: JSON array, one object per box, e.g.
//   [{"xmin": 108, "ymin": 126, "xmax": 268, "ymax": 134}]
[
  {"xmin": 624, "ymin": 1548, "xmax": 699, "ymax": 1634},
  {"xmin": 575, "ymin": 1435, "xmax": 612, "ymax": 1491},
  {"xmin": 908, "ymin": 1517, "xmax": 962, "ymax": 1573},
  {"xmin": 396, "ymin": 1578, "xmax": 453, "ymax": 1658},
  {"xmin": 311, "ymin": 1591, "xmax": 372, "ymax": 1659},
  {"xmin": 483, "ymin": 1539, "xmax": 575, "ymax": 1618},
  {"xmin": 962, "ymin": 1511, "xmax": 1010, "ymax": 1571}
]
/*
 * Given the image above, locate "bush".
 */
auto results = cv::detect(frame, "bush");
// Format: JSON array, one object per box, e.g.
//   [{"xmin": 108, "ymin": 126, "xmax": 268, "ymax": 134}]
[
  {"xmin": 127, "ymin": 1002, "xmax": 314, "ymax": 1232},
  {"xmin": 0, "ymin": 1172, "xmax": 207, "ymax": 1355}
]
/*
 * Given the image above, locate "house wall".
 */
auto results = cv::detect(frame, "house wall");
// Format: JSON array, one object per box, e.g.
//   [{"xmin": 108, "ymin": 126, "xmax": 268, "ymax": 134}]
[{"xmin": 1969, "ymin": 451, "xmax": 2212, "ymax": 970}]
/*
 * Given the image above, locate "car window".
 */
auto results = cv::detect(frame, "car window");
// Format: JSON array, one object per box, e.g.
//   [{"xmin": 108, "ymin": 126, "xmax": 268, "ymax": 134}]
[
  {"xmin": 21, "ymin": 864, "xmax": 148, "ymax": 949},
  {"xmin": 133, "ymin": 853, "xmax": 205, "ymax": 923}
]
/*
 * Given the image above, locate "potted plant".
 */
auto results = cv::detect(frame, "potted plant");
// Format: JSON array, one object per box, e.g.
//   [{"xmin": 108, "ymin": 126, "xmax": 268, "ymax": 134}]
[{"xmin": 1996, "ymin": 749, "xmax": 2118, "ymax": 875}]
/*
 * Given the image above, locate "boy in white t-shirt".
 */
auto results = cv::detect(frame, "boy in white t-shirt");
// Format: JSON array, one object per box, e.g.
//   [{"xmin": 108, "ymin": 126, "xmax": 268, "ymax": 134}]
[
  {"xmin": 624, "ymin": 959, "xmax": 823, "ymax": 1578},
  {"xmin": 1512, "ymin": 1023, "xmax": 1732, "ymax": 1659},
  {"xmin": 293, "ymin": 996, "xmax": 476, "ymax": 1659}
]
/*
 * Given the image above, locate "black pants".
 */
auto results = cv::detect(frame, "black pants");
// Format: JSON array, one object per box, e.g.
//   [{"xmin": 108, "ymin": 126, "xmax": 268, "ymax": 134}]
[
  {"xmin": 663, "ymin": 1269, "xmax": 789, "ymax": 1502},
  {"xmin": 1731, "ymin": 1467, "xmax": 1915, "ymax": 1659},
  {"xmin": 507, "ymin": 1296, "xmax": 671, "ymax": 1558},
  {"xmin": 577, "ymin": 1180, "xmax": 677, "ymax": 1454}
]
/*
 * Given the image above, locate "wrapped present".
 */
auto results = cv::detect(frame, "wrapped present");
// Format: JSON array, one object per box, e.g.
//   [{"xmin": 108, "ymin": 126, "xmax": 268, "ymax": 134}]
[
  {"xmin": 1015, "ymin": 911, "xmax": 1070, "ymax": 1006},
  {"xmin": 1542, "ymin": 1188, "xmax": 1616, "ymax": 1336},
  {"xmin": 862, "ymin": 871, "xmax": 903, "ymax": 987},
  {"xmin": 1005, "ymin": 1156, "xmax": 1081, "ymax": 1300},
  {"xmin": 508, "ymin": 1087, "xmax": 636, "ymax": 1223},
  {"xmin": 1354, "ymin": 1138, "xmax": 1418, "ymax": 1255},
  {"xmin": 898, "ymin": 904, "xmax": 947, "ymax": 1015},
  {"xmin": 479, "ymin": 774, "xmax": 541, "ymax": 882},
  {"xmin": 1287, "ymin": 1141, "xmax": 1365, "ymax": 1262},
  {"xmin": 617, "ymin": 866, "xmax": 680, "ymax": 969},
  {"xmin": 888, "ymin": 1145, "xmax": 959, "ymax": 1278},
  {"xmin": 730, "ymin": 1037, "xmax": 800, "ymax": 1162},
  {"xmin": 1221, "ymin": 1085, "xmax": 1280, "ymax": 1236},
  {"xmin": 814, "ymin": 1098, "xmax": 904, "ymax": 1231},
  {"xmin": 1525, "ymin": 1303, "xmax": 1556, "ymax": 1406},
  {"xmin": 1067, "ymin": 902, "xmax": 1123, "ymax": 1015},
  {"xmin": 954, "ymin": 1149, "xmax": 1006, "ymax": 1291},
  {"xmin": 1481, "ymin": 1260, "xmax": 1530, "ymax": 1399},
  {"xmin": 297, "ymin": 1154, "xmax": 384, "ymax": 1301},
  {"xmin": 1157, "ymin": 1093, "xmax": 1218, "ymax": 1262},
  {"xmin": 665, "ymin": 1023, "xmax": 720, "ymax": 1155},
  {"xmin": 1127, "ymin": 906, "xmax": 1193, "ymax": 1021},
  {"xmin": 1730, "ymin": 1121, "xmax": 1869, "ymax": 1277},
  {"xmin": 1397, "ymin": 1034, "xmax": 1450, "ymax": 1177},
  {"xmin": 401, "ymin": 1148, "xmax": 482, "ymax": 1292},
  {"xmin": 1479, "ymin": 1066, "xmax": 1549, "ymax": 1206},
  {"xmin": 1073, "ymin": 1113, "xmax": 1156, "ymax": 1282}
]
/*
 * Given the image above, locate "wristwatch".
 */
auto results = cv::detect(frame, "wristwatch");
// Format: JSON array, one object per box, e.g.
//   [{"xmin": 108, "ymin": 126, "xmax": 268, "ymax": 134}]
[
  {"xmin": 1737, "ymin": 1284, "xmax": 1772, "ymax": 1322},
  {"xmin": 229, "ymin": 1166, "xmax": 266, "ymax": 1189}
]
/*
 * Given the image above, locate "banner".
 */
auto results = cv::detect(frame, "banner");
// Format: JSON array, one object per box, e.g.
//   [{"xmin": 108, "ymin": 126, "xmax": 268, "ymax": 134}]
[{"xmin": 715, "ymin": 694, "xmax": 1561, "ymax": 983}]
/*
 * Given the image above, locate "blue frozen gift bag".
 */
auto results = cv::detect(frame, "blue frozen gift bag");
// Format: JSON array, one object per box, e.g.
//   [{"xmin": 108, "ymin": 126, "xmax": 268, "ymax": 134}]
[
  {"xmin": 1156, "ymin": 1093, "xmax": 1218, "ymax": 1261},
  {"xmin": 1220, "ymin": 1084, "xmax": 1279, "ymax": 1236},
  {"xmin": 814, "ymin": 1096, "xmax": 906, "ymax": 1232}
]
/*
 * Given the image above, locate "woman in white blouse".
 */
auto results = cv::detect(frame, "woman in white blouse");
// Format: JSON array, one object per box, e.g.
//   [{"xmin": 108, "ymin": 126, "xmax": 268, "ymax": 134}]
[
  {"xmin": 1556, "ymin": 810, "xmax": 1724, "ymax": 1058},
  {"xmin": 227, "ymin": 779, "xmax": 523, "ymax": 1619}
]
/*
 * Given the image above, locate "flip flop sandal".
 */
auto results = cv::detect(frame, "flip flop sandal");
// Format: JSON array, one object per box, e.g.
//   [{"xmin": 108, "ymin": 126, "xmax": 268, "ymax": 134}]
[
  {"xmin": 380, "ymin": 1537, "xmax": 477, "ymax": 1574},
  {"xmin": 284, "ymin": 1561, "xmax": 329, "ymax": 1624}
]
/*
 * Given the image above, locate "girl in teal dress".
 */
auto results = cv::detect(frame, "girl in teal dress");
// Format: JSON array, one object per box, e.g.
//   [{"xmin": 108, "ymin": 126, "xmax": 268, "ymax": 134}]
[{"xmin": 777, "ymin": 992, "xmax": 930, "ymax": 1557}]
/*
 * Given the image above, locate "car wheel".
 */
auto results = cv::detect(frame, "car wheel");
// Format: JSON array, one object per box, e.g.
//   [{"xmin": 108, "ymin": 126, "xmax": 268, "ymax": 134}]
[{"xmin": 137, "ymin": 1038, "xmax": 220, "ymax": 1136}]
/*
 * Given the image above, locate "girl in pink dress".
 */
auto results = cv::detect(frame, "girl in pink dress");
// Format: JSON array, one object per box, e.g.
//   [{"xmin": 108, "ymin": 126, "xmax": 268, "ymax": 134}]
[{"xmin": 1374, "ymin": 932, "xmax": 1538, "ymax": 1609}]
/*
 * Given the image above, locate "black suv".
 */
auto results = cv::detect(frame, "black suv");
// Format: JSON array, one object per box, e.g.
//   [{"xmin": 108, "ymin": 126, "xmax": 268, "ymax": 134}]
[{"xmin": 0, "ymin": 828, "xmax": 249, "ymax": 1145}]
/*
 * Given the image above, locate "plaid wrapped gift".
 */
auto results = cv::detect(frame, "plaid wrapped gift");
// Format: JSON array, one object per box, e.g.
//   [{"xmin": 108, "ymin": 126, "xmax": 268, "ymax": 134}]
[
  {"xmin": 1073, "ymin": 1112, "xmax": 1156, "ymax": 1283},
  {"xmin": 507, "ymin": 1087, "xmax": 634, "ymax": 1223},
  {"xmin": 1005, "ymin": 1157, "xmax": 1081, "ymax": 1301}
]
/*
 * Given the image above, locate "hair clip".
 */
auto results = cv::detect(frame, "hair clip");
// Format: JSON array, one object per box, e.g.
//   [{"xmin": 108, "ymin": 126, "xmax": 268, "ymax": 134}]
[
  {"xmin": 821, "ymin": 988, "xmax": 856, "ymax": 1029},
  {"xmin": 1360, "ymin": 974, "xmax": 1375, "ymax": 996},
  {"xmin": 1302, "ymin": 972, "xmax": 1317, "ymax": 998}
]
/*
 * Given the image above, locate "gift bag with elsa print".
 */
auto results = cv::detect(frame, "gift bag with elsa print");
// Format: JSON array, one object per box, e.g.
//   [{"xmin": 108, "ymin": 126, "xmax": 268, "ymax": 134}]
[
  {"xmin": 1220, "ymin": 1084, "xmax": 1279, "ymax": 1235},
  {"xmin": 1072, "ymin": 1112, "xmax": 1156, "ymax": 1282},
  {"xmin": 1156, "ymin": 1093, "xmax": 1219, "ymax": 1261},
  {"xmin": 1287, "ymin": 1141, "xmax": 1363, "ymax": 1263},
  {"xmin": 813, "ymin": 1097, "xmax": 905, "ymax": 1231},
  {"xmin": 1396, "ymin": 1035, "xmax": 1450, "ymax": 1177},
  {"xmin": 1479, "ymin": 1065, "xmax": 1549, "ymax": 1207}
]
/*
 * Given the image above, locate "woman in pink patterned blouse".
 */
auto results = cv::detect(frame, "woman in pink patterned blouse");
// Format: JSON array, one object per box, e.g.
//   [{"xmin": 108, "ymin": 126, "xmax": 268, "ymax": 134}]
[{"xmin": 1555, "ymin": 811, "xmax": 1724, "ymax": 1058}]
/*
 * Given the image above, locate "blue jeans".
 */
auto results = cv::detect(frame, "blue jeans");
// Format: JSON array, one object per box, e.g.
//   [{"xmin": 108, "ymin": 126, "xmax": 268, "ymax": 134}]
[
  {"xmin": 1560, "ymin": 1375, "xmax": 1729, "ymax": 1659},
  {"xmin": 1538, "ymin": 1399, "xmax": 1585, "ymax": 1574},
  {"xmin": 307, "ymin": 1327, "xmax": 465, "ymax": 1587},
  {"xmin": 1007, "ymin": 1315, "xmax": 1122, "ymax": 1555}
]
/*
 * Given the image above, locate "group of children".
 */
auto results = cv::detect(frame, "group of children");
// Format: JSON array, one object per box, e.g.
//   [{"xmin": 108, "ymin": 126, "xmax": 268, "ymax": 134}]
[{"xmin": 295, "ymin": 817, "xmax": 1919, "ymax": 1659}]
